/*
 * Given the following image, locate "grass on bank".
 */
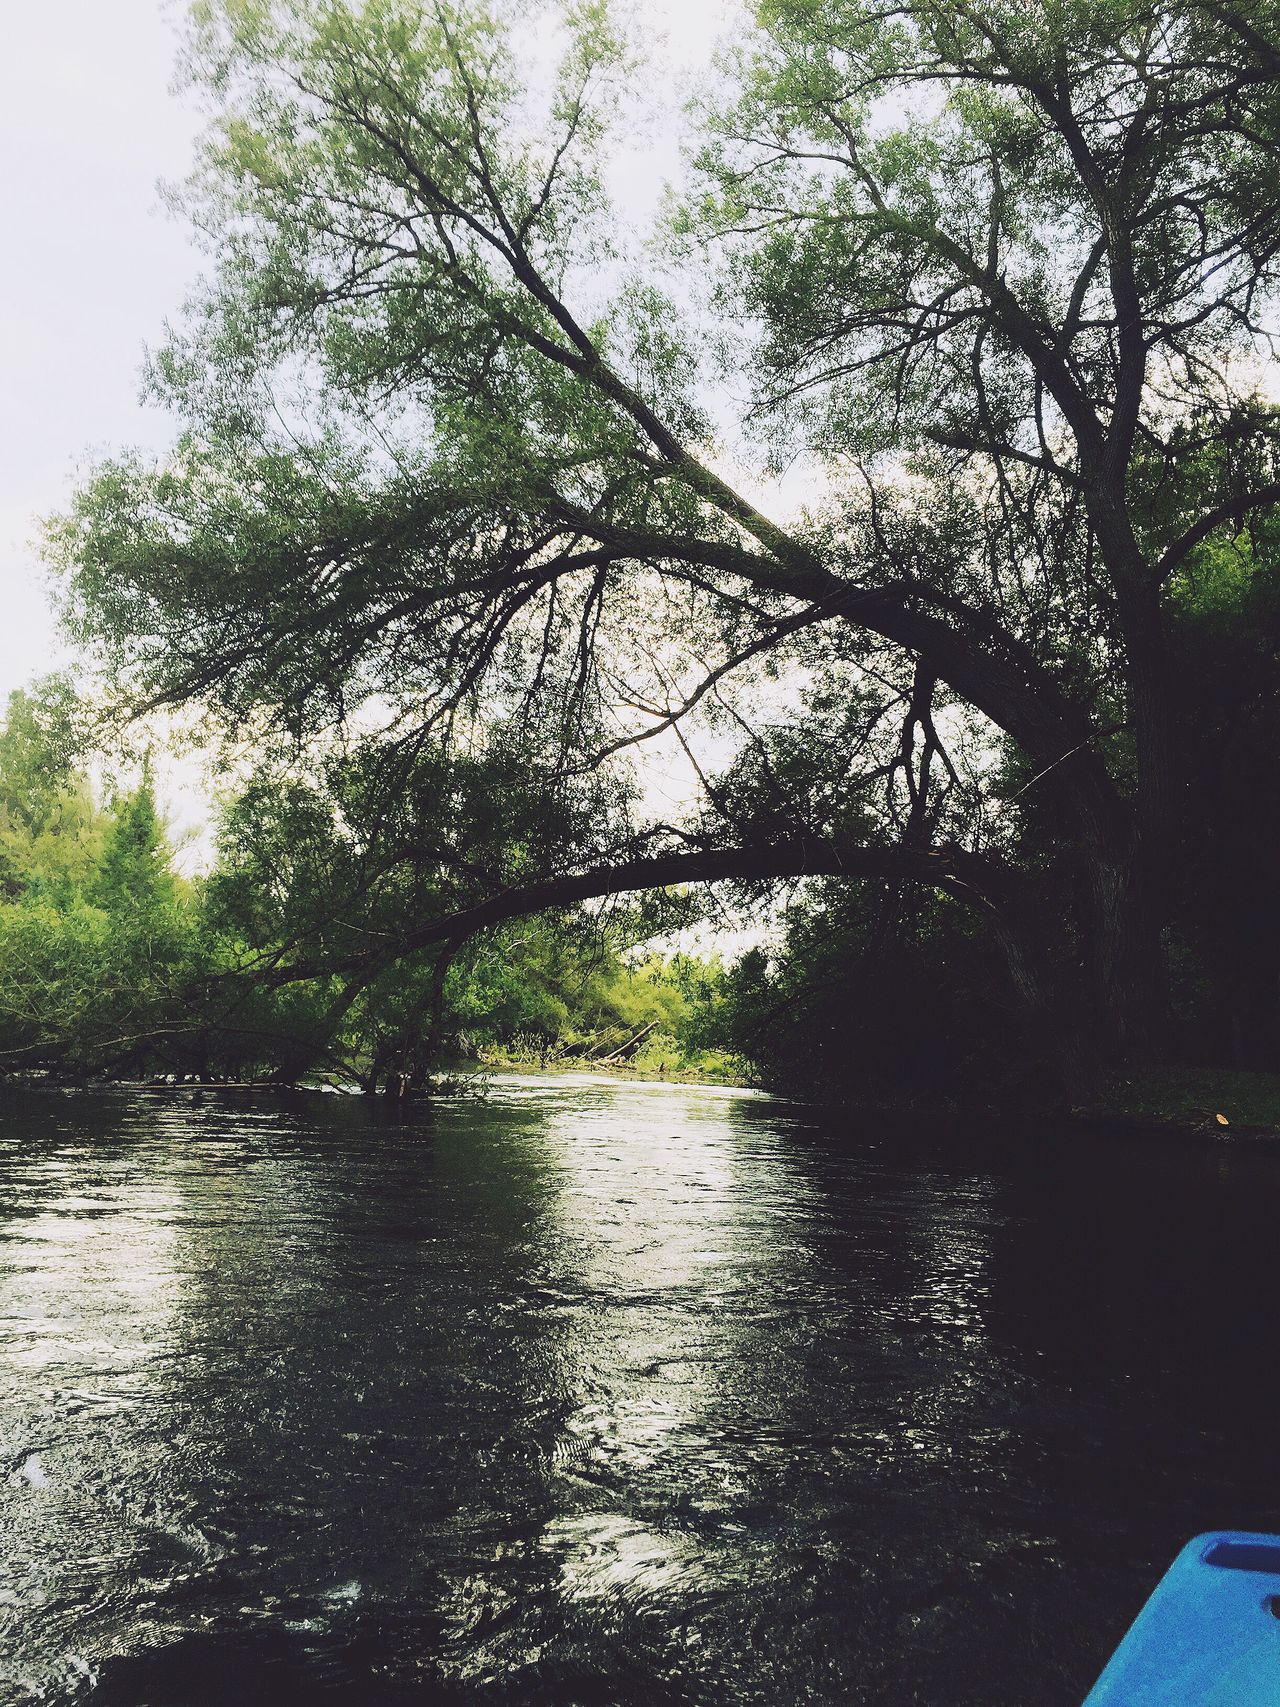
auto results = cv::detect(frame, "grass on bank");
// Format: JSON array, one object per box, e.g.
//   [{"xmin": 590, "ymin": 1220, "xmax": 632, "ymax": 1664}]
[{"xmin": 1098, "ymin": 1066, "xmax": 1280, "ymax": 1131}]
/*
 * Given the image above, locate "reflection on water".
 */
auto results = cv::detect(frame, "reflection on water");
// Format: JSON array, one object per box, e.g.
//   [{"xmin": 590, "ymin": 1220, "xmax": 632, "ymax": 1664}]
[{"xmin": 0, "ymin": 1079, "xmax": 1278, "ymax": 1703}]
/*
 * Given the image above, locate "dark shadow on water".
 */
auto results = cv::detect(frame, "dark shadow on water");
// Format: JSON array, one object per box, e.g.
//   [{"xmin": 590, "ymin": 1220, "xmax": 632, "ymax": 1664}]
[
  {"xmin": 89, "ymin": 1623, "xmax": 697, "ymax": 1706},
  {"xmin": 91, "ymin": 1628, "xmax": 436, "ymax": 1707}
]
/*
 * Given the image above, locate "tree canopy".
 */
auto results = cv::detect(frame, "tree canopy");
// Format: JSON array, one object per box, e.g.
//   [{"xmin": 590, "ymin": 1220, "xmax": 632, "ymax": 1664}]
[{"xmin": 48, "ymin": 0, "xmax": 1280, "ymax": 1094}]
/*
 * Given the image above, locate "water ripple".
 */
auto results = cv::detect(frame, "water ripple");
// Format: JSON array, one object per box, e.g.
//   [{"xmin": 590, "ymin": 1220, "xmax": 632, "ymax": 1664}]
[{"xmin": 0, "ymin": 1082, "xmax": 1277, "ymax": 1702}]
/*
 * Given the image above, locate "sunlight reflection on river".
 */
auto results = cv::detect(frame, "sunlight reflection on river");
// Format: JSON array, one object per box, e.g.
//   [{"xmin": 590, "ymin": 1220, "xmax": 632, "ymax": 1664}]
[{"xmin": 525, "ymin": 1080, "xmax": 819, "ymax": 1622}]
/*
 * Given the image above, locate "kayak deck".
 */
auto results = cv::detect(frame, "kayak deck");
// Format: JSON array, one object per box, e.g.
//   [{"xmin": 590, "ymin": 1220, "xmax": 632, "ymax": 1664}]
[{"xmin": 1085, "ymin": 1531, "xmax": 1280, "ymax": 1705}]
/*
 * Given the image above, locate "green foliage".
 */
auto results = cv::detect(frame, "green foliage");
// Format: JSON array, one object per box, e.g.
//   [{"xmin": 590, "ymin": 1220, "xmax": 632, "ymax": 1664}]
[
  {"xmin": 1098, "ymin": 1066, "xmax": 1280, "ymax": 1130},
  {"xmin": 0, "ymin": 690, "xmax": 202, "ymax": 1077},
  {"xmin": 700, "ymin": 884, "xmax": 1027, "ymax": 1099},
  {"xmin": 0, "ymin": 683, "xmax": 736, "ymax": 1086},
  {"xmin": 1161, "ymin": 519, "xmax": 1280, "ymax": 1069},
  {"xmin": 201, "ymin": 766, "xmax": 740, "ymax": 1087},
  {"xmin": 93, "ymin": 768, "xmax": 178, "ymax": 917},
  {"xmin": 0, "ymin": 678, "xmax": 104, "ymax": 902},
  {"xmin": 453, "ymin": 931, "xmax": 740, "ymax": 1081},
  {"xmin": 0, "ymin": 900, "xmax": 115, "ymax": 1066},
  {"xmin": 36, "ymin": 0, "xmax": 1280, "ymax": 1099}
]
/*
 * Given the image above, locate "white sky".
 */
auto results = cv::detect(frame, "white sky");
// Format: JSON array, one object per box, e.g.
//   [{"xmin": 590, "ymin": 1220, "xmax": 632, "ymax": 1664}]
[
  {"xmin": 0, "ymin": 1, "xmax": 200, "ymax": 700},
  {"xmin": 0, "ymin": 0, "xmax": 742, "ymax": 852}
]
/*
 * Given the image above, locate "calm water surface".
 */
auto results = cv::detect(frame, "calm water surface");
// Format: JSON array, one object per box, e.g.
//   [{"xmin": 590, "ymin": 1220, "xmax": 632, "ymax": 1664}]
[{"xmin": 0, "ymin": 1078, "xmax": 1277, "ymax": 1705}]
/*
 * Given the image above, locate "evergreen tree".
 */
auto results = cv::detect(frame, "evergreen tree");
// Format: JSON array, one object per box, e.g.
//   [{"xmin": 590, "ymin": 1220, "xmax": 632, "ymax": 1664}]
[{"xmin": 92, "ymin": 765, "xmax": 177, "ymax": 920}]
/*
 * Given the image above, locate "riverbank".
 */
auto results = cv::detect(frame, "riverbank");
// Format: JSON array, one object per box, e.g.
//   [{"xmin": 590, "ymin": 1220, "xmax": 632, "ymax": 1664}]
[
  {"xmin": 691, "ymin": 1063, "xmax": 1280, "ymax": 1143},
  {"xmin": 473, "ymin": 1061, "xmax": 1280, "ymax": 1136},
  {"xmin": 1071, "ymin": 1066, "xmax": 1280, "ymax": 1141},
  {"xmin": 476, "ymin": 1035, "xmax": 749, "ymax": 1087},
  {"xmin": 812, "ymin": 1066, "xmax": 1280, "ymax": 1142},
  {"xmin": 8, "ymin": 1060, "xmax": 1280, "ymax": 1139}
]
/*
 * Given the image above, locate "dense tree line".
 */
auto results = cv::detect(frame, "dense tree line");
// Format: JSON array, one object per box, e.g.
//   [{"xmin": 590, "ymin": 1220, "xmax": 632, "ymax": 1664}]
[
  {"xmin": 40, "ymin": 0, "xmax": 1280, "ymax": 1099},
  {"xmin": 0, "ymin": 683, "xmax": 725, "ymax": 1087},
  {"xmin": 0, "ymin": 683, "xmax": 195, "ymax": 1073}
]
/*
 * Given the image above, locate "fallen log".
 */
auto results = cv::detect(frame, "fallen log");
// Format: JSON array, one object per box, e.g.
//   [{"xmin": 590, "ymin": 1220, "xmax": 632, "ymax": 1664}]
[{"xmin": 595, "ymin": 1020, "xmax": 660, "ymax": 1065}]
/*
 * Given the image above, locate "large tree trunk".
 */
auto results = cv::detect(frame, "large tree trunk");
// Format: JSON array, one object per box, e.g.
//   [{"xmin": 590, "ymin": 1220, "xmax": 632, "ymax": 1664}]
[
  {"xmin": 986, "ymin": 791, "xmax": 1167, "ymax": 1098},
  {"xmin": 1079, "ymin": 843, "xmax": 1168, "ymax": 1070},
  {"xmin": 1107, "ymin": 581, "xmax": 1176, "ymax": 1063},
  {"xmin": 984, "ymin": 849, "xmax": 1166, "ymax": 1101}
]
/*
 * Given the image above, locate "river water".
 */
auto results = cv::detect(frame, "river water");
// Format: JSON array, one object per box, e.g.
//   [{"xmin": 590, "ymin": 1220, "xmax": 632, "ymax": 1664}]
[{"xmin": 0, "ymin": 1078, "xmax": 1276, "ymax": 1705}]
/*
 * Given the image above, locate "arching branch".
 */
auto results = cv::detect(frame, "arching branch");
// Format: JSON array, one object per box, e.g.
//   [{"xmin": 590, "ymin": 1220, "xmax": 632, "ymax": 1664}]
[{"xmin": 265, "ymin": 835, "xmax": 1026, "ymax": 988}]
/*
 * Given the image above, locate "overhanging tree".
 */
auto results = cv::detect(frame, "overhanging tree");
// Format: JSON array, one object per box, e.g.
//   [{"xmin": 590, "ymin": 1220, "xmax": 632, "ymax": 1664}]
[{"xmin": 51, "ymin": 0, "xmax": 1280, "ymax": 1091}]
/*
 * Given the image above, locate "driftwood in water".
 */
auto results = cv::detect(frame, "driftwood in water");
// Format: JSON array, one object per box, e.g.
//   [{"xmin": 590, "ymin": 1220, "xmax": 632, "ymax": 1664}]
[{"xmin": 595, "ymin": 1020, "xmax": 659, "ymax": 1065}]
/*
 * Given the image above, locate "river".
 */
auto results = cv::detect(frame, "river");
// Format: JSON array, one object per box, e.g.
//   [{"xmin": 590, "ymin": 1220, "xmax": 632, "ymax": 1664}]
[{"xmin": 0, "ymin": 1077, "xmax": 1276, "ymax": 1704}]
